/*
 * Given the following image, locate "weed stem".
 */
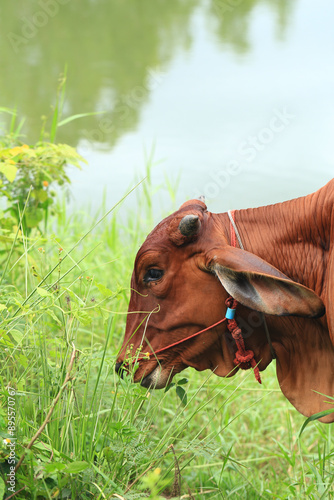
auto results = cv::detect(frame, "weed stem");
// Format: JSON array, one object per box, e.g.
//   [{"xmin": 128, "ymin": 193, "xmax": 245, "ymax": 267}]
[
  {"xmin": 13, "ymin": 343, "xmax": 77, "ymax": 476},
  {"xmin": 124, "ymin": 443, "xmax": 174, "ymax": 494}
]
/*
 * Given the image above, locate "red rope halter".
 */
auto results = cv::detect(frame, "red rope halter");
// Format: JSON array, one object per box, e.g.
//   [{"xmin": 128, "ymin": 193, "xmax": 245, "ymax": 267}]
[
  {"xmin": 228, "ymin": 211, "xmax": 261, "ymax": 383},
  {"xmin": 140, "ymin": 316, "xmax": 227, "ymax": 358},
  {"xmin": 225, "ymin": 297, "xmax": 261, "ymax": 384},
  {"xmin": 126, "ymin": 209, "xmax": 262, "ymax": 384}
]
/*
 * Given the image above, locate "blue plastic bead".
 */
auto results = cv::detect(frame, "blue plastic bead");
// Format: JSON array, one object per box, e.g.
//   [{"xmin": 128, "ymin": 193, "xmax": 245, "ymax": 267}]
[{"xmin": 225, "ymin": 307, "xmax": 236, "ymax": 320}]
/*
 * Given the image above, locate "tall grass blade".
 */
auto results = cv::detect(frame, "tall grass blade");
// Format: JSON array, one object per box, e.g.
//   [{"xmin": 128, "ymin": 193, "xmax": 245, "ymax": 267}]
[
  {"xmin": 299, "ymin": 409, "xmax": 334, "ymax": 437},
  {"xmin": 0, "ymin": 188, "xmax": 31, "ymax": 288},
  {"xmin": 50, "ymin": 67, "xmax": 67, "ymax": 142},
  {"xmin": 58, "ymin": 111, "xmax": 106, "ymax": 127}
]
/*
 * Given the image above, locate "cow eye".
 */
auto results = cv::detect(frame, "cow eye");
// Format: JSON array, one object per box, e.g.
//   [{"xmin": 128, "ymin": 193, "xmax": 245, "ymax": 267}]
[{"xmin": 143, "ymin": 268, "xmax": 164, "ymax": 283}]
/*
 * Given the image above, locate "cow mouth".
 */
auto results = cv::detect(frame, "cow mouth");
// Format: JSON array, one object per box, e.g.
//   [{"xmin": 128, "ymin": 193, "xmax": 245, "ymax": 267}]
[
  {"xmin": 140, "ymin": 365, "xmax": 170, "ymax": 389},
  {"xmin": 115, "ymin": 358, "xmax": 168, "ymax": 388},
  {"xmin": 116, "ymin": 357, "xmax": 180, "ymax": 389}
]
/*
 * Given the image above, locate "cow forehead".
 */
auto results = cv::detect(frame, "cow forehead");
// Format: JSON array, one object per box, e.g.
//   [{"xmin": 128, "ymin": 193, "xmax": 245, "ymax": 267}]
[
  {"xmin": 135, "ymin": 248, "xmax": 168, "ymax": 272},
  {"xmin": 133, "ymin": 203, "xmax": 223, "ymax": 277},
  {"xmin": 141, "ymin": 203, "xmax": 209, "ymax": 246},
  {"xmin": 135, "ymin": 220, "xmax": 175, "ymax": 262},
  {"xmin": 134, "ymin": 240, "xmax": 188, "ymax": 278}
]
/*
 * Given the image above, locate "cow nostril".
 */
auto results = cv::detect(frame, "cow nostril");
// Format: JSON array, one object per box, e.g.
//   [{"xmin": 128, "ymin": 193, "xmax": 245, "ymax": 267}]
[{"xmin": 115, "ymin": 361, "xmax": 124, "ymax": 378}]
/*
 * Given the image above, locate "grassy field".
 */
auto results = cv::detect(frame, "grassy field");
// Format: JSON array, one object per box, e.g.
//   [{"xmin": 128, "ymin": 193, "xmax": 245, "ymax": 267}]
[{"xmin": 0, "ymin": 175, "xmax": 333, "ymax": 500}]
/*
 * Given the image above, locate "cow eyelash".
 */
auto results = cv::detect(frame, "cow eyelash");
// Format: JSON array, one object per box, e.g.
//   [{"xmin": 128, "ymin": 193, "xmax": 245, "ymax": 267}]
[{"xmin": 143, "ymin": 268, "xmax": 164, "ymax": 283}]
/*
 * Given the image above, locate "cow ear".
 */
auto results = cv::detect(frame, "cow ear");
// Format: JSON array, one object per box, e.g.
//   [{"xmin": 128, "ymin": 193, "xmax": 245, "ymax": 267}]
[{"xmin": 209, "ymin": 246, "xmax": 325, "ymax": 318}]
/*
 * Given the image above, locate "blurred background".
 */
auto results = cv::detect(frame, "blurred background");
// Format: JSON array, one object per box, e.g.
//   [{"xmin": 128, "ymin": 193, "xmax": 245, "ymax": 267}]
[{"xmin": 1, "ymin": 0, "xmax": 333, "ymax": 214}]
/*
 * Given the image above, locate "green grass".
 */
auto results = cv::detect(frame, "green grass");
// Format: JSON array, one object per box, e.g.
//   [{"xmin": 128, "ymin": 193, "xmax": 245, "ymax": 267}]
[{"xmin": 0, "ymin": 180, "xmax": 333, "ymax": 500}]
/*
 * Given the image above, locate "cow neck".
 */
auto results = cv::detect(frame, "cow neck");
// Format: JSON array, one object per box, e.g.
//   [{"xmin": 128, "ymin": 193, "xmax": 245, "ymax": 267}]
[
  {"xmin": 229, "ymin": 188, "xmax": 331, "ymax": 297},
  {"xmin": 227, "ymin": 209, "xmax": 276, "ymax": 362}
]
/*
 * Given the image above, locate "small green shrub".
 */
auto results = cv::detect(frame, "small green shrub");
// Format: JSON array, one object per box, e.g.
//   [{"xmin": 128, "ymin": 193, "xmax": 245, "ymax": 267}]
[{"xmin": 0, "ymin": 140, "xmax": 84, "ymax": 235}]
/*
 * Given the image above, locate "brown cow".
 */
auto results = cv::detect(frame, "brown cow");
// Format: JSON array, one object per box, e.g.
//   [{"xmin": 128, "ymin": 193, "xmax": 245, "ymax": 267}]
[{"xmin": 116, "ymin": 179, "xmax": 334, "ymax": 422}]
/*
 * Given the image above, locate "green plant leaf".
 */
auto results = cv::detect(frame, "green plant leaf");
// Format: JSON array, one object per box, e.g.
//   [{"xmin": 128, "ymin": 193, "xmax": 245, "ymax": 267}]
[
  {"xmin": 45, "ymin": 462, "xmax": 67, "ymax": 473},
  {"xmin": 46, "ymin": 309, "xmax": 62, "ymax": 325},
  {"xmin": 0, "ymin": 477, "xmax": 5, "ymax": 500},
  {"xmin": 72, "ymin": 308, "xmax": 92, "ymax": 326},
  {"xmin": 95, "ymin": 281, "xmax": 114, "ymax": 298},
  {"xmin": 25, "ymin": 208, "xmax": 44, "ymax": 228},
  {"xmin": 65, "ymin": 461, "xmax": 89, "ymax": 474},
  {"xmin": 177, "ymin": 378, "xmax": 189, "ymax": 385},
  {"xmin": 32, "ymin": 189, "xmax": 48, "ymax": 203},
  {"xmin": 103, "ymin": 447, "xmax": 114, "ymax": 462},
  {"xmin": 164, "ymin": 382, "xmax": 175, "ymax": 393},
  {"xmin": 0, "ymin": 163, "xmax": 17, "ymax": 182},
  {"xmin": 176, "ymin": 385, "xmax": 187, "ymax": 406},
  {"xmin": 36, "ymin": 287, "xmax": 52, "ymax": 297},
  {"xmin": 18, "ymin": 354, "xmax": 28, "ymax": 368},
  {"xmin": 10, "ymin": 329, "xmax": 24, "ymax": 344}
]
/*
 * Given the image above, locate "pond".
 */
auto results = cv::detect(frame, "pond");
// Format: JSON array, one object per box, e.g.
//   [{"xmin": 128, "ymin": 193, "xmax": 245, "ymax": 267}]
[{"xmin": 1, "ymin": 0, "xmax": 333, "ymax": 216}]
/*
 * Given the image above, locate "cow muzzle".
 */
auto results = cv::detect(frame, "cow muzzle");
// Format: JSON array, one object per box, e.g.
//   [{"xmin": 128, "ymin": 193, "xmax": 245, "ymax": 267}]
[
  {"xmin": 115, "ymin": 359, "xmax": 171, "ymax": 389},
  {"xmin": 140, "ymin": 365, "xmax": 167, "ymax": 389},
  {"xmin": 115, "ymin": 361, "xmax": 125, "ymax": 378}
]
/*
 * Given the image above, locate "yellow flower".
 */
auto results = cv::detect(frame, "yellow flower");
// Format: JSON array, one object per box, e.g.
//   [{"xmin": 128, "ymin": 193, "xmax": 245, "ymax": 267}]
[
  {"xmin": 153, "ymin": 468, "xmax": 161, "ymax": 476},
  {"xmin": 10, "ymin": 146, "xmax": 22, "ymax": 155},
  {"xmin": 43, "ymin": 180, "xmax": 49, "ymax": 187},
  {"xmin": 9, "ymin": 145, "xmax": 29, "ymax": 157}
]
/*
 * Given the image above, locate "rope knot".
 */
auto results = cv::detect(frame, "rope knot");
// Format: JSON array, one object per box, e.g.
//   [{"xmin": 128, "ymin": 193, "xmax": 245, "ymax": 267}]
[
  {"xmin": 225, "ymin": 297, "xmax": 238, "ymax": 310},
  {"xmin": 234, "ymin": 350, "xmax": 255, "ymax": 366},
  {"xmin": 225, "ymin": 296, "xmax": 262, "ymax": 384},
  {"xmin": 226, "ymin": 319, "xmax": 241, "ymax": 338}
]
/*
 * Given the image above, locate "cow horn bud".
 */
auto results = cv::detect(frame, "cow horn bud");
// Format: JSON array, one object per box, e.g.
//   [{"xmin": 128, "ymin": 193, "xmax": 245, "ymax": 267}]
[{"xmin": 178, "ymin": 214, "xmax": 201, "ymax": 237}]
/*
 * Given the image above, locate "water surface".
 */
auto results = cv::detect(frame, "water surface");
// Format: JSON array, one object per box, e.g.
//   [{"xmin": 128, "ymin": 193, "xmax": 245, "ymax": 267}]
[{"xmin": 1, "ymin": 0, "xmax": 333, "ymax": 216}]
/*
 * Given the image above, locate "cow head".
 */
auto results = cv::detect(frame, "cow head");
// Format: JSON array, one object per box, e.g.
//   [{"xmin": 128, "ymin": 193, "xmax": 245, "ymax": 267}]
[{"xmin": 116, "ymin": 199, "xmax": 325, "ymax": 389}]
